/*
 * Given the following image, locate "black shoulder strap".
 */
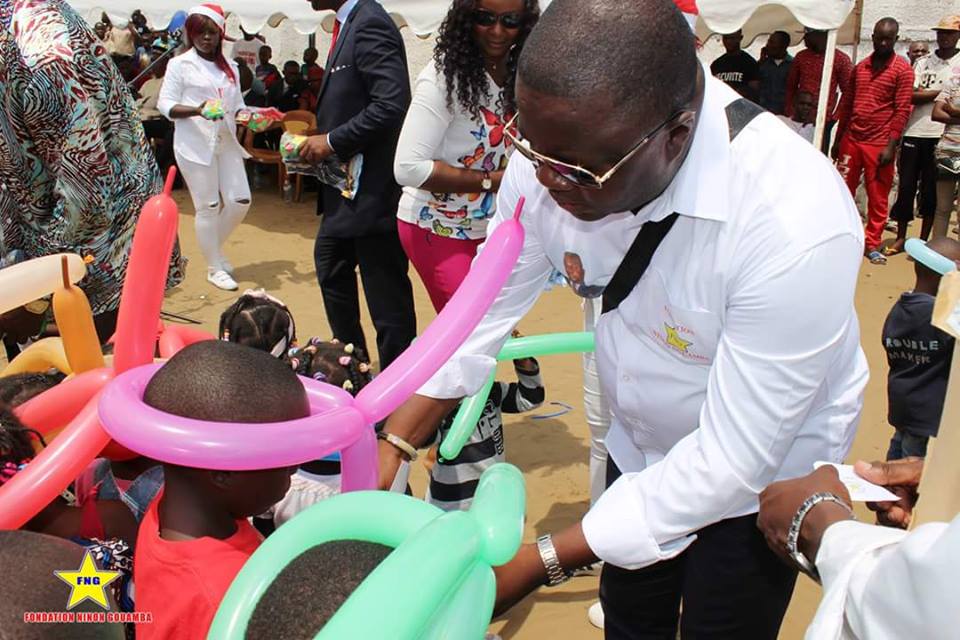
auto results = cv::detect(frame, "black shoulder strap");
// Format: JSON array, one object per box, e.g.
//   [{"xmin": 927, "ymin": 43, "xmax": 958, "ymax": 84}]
[
  {"xmin": 600, "ymin": 98, "xmax": 763, "ymax": 315},
  {"xmin": 601, "ymin": 213, "xmax": 679, "ymax": 314}
]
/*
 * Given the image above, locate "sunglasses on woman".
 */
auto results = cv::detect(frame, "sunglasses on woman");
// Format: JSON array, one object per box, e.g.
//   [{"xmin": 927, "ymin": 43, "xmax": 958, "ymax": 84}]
[
  {"xmin": 503, "ymin": 110, "xmax": 694, "ymax": 189},
  {"xmin": 472, "ymin": 9, "xmax": 524, "ymax": 30}
]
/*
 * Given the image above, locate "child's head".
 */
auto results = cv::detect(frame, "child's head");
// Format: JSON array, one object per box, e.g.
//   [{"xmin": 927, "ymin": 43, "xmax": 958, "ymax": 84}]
[
  {"xmin": 287, "ymin": 339, "xmax": 372, "ymax": 395},
  {"xmin": 303, "ymin": 47, "xmax": 319, "ymax": 65},
  {"xmin": 0, "ymin": 371, "xmax": 65, "ymax": 407},
  {"xmin": 258, "ymin": 45, "xmax": 272, "ymax": 64},
  {"xmin": 915, "ymin": 237, "xmax": 960, "ymax": 292},
  {"xmin": 219, "ymin": 290, "xmax": 296, "ymax": 358},
  {"xmin": 0, "ymin": 530, "xmax": 124, "ymax": 639},
  {"xmin": 0, "ymin": 402, "xmax": 42, "ymax": 479},
  {"xmin": 283, "ymin": 60, "xmax": 301, "ymax": 85},
  {"xmin": 245, "ymin": 540, "xmax": 391, "ymax": 639},
  {"xmin": 144, "ymin": 341, "xmax": 309, "ymax": 518}
]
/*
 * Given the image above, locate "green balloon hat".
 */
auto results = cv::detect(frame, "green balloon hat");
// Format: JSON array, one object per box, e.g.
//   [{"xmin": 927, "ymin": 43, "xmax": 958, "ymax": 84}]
[{"xmin": 209, "ymin": 463, "xmax": 526, "ymax": 639}]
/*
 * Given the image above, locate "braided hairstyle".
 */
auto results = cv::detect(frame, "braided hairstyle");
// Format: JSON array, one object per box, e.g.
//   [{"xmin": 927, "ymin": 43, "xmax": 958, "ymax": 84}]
[
  {"xmin": 0, "ymin": 372, "xmax": 65, "ymax": 407},
  {"xmin": 219, "ymin": 290, "xmax": 297, "ymax": 358},
  {"xmin": 0, "ymin": 403, "xmax": 45, "ymax": 484},
  {"xmin": 433, "ymin": 0, "xmax": 540, "ymax": 119},
  {"xmin": 287, "ymin": 339, "xmax": 373, "ymax": 396}
]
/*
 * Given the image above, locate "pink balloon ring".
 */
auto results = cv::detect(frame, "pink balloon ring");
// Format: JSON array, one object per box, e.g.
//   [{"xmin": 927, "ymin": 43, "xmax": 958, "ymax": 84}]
[{"xmin": 98, "ymin": 364, "xmax": 377, "ymax": 491}]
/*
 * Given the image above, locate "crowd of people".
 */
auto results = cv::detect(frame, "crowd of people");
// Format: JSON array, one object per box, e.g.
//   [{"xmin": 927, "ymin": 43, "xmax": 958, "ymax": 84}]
[{"xmin": 1, "ymin": 0, "xmax": 959, "ymax": 639}]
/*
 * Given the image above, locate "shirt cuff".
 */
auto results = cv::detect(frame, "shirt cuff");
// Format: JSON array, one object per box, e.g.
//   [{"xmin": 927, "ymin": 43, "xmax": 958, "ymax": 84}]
[
  {"xmin": 815, "ymin": 519, "xmax": 906, "ymax": 585},
  {"xmin": 581, "ymin": 472, "xmax": 696, "ymax": 569},
  {"xmin": 417, "ymin": 353, "xmax": 498, "ymax": 400},
  {"xmin": 326, "ymin": 132, "xmax": 338, "ymax": 155}
]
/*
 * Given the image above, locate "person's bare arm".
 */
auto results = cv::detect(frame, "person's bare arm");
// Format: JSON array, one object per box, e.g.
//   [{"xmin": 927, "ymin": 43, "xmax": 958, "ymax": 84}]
[
  {"xmin": 378, "ymin": 395, "xmax": 461, "ymax": 489},
  {"xmin": 913, "ymin": 88, "xmax": 940, "ymax": 104},
  {"xmin": 419, "ymin": 164, "xmax": 504, "ymax": 194},
  {"xmin": 932, "ymin": 100, "xmax": 960, "ymax": 125}
]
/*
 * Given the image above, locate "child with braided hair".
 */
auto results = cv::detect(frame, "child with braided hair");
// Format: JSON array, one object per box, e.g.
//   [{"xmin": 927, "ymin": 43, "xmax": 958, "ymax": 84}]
[
  {"xmin": 255, "ymin": 338, "xmax": 374, "ymax": 533},
  {"xmin": 218, "ymin": 289, "xmax": 297, "ymax": 357}
]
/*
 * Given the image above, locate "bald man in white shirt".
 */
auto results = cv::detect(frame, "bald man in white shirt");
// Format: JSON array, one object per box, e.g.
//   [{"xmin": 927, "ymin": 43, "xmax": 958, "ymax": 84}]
[{"xmin": 377, "ymin": 0, "xmax": 867, "ymax": 637}]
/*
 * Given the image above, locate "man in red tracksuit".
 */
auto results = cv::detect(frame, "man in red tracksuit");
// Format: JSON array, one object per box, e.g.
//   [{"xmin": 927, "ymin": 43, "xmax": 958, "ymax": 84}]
[{"xmin": 832, "ymin": 17, "xmax": 914, "ymax": 264}]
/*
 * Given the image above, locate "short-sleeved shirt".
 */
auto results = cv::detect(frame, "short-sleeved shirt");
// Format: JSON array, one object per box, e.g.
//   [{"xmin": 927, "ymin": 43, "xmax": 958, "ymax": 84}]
[
  {"xmin": 904, "ymin": 52, "xmax": 960, "ymax": 139},
  {"xmin": 134, "ymin": 493, "xmax": 262, "ymax": 639},
  {"xmin": 710, "ymin": 50, "xmax": 759, "ymax": 97},
  {"xmin": 883, "ymin": 292, "xmax": 954, "ymax": 437},
  {"xmin": 936, "ymin": 75, "xmax": 960, "ymax": 158}
]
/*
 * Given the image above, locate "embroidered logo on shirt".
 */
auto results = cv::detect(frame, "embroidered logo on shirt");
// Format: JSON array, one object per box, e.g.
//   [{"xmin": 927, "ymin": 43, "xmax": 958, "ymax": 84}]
[
  {"xmin": 663, "ymin": 323, "xmax": 692, "ymax": 353},
  {"xmin": 650, "ymin": 308, "xmax": 711, "ymax": 364}
]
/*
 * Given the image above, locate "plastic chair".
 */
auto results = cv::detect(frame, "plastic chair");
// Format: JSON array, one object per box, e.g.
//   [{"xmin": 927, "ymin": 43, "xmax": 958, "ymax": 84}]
[
  {"xmin": 241, "ymin": 122, "xmax": 286, "ymax": 197},
  {"xmin": 282, "ymin": 111, "xmax": 319, "ymax": 201}
]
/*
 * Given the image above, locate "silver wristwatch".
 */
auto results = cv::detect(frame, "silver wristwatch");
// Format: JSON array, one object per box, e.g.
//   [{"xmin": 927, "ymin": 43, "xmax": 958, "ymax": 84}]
[
  {"xmin": 786, "ymin": 492, "xmax": 854, "ymax": 583},
  {"xmin": 481, "ymin": 170, "xmax": 493, "ymax": 191},
  {"xmin": 536, "ymin": 534, "xmax": 571, "ymax": 587}
]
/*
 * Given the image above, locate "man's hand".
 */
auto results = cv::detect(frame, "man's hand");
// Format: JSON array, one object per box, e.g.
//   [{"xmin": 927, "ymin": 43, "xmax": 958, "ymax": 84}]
[
  {"xmin": 758, "ymin": 466, "xmax": 853, "ymax": 565},
  {"xmin": 300, "ymin": 134, "xmax": 334, "ymax": 164},
  {"xmin": 878, "ymin": 141, "xmax": 898, "ymax": 167},
  {"xmin": 854, "ymin": 458, "xmax": 923, "ymax": 529}
]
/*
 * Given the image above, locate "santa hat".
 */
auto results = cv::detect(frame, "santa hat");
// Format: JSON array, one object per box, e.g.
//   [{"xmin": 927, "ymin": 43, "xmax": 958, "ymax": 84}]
[{"xmin": 188, "ymin": 3, "xmax": 227, "ymax": 32}]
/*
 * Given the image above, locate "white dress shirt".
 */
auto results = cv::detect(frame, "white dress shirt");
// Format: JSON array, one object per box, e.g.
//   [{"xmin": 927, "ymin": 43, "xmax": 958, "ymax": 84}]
[
  {"xmin": 418, "ymin": 74, "xmax": 869, "ymax": 569},
  {"xmin": 157, "ymin": 49, "xmax": 247, "ymax": 166},
  {"xmin": 807, "ymin": 516, "xmax": 959, "ymax": 639}
]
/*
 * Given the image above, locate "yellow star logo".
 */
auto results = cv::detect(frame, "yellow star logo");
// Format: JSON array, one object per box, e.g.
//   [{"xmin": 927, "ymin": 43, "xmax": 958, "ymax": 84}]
[
  {"xmin": 664, "ymin": 323, "xmax": 692, "ymax": 353},
  {"xmin": 54, "ymin": 550, "xmax": 120, "ymax": 610}
]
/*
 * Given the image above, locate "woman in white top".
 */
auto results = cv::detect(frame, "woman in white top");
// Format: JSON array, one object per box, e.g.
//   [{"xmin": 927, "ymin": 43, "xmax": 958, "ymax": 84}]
[
  {"xmin": 394, "ymin": 0, "xmax": 539, "ymax": 312},
  {"xmin": 158, "ymin": 4, "xmax": 250, "ymax": 291}
]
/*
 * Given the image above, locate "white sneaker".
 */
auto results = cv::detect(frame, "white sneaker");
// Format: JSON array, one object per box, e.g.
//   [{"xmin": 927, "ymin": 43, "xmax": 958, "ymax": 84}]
[
  {"xmin": 207, "ymin": 269, "xmax": 238, "ymax": 291},
  {"xmin": 588, "ymin": 601, "xmax": 604, "ymax": 630}
]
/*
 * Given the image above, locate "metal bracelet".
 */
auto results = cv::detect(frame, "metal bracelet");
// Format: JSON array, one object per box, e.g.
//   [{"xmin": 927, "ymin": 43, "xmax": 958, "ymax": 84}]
[
  {"xmin": 536, "ymin": 534, "xmax": 571, "ymax": 587},
  {"xmin": 786, "ymin": 492, "xmax": 854, "ymax": 583}
]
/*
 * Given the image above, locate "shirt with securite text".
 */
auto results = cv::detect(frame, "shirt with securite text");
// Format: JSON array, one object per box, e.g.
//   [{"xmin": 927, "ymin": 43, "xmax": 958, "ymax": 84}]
[
  {"xmin": 710, "ymin": 50, "xmax": 759, "ymax": 97},
  {"xmin": 883, "ymin": 292, "xmax": 954, "ymax": 438}
]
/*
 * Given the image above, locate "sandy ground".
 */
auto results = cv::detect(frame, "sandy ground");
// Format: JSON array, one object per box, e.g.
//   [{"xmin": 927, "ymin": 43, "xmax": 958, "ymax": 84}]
[{"xmin": 157, "ymin": 183, "xmax": 911, "ymax": 639}]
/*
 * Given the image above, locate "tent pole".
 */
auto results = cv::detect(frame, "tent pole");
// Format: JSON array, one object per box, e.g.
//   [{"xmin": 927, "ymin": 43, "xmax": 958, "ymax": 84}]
[
  {"xmin": 813, "ymin": 29, "xmax": 838, "ymax": 151},
  {"xmin": 850, "ymin": 0, "xmax": 865, "ymax": 66}
]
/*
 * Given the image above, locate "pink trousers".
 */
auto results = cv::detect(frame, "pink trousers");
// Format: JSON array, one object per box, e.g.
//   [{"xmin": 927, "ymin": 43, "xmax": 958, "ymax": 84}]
[{"xmin": 397, "ymin": 220, "xmax": 483, "ymax": 313}]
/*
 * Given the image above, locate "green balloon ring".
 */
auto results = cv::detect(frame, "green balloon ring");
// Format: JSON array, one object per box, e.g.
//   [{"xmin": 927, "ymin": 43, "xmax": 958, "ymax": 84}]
[
  {"xmin": 209, "ymin": 463, "xmax": 526, "ymax": 640},
  {"xmin": 439, "ymin": 332, "xmax": 595, "ymax": 461}
]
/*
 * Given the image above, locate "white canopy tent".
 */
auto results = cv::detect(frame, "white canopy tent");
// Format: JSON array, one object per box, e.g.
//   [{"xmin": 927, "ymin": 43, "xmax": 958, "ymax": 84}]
[
  {"xmin": 73, "ymin": 0, "xmax": 859, "ymax": 144},
  {"xmin": 69, "ymin": 1, "xmax": 447, "ymax": 37},
  {"xmin": 695, "ymin": 0, "xmax": 859, "ymax": 148}
]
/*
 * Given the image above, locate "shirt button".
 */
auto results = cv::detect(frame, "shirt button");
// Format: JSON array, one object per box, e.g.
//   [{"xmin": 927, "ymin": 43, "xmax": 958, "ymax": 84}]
[{"xmin": 622, "ymin": 374, "xmax": 630, "ymax": 382}]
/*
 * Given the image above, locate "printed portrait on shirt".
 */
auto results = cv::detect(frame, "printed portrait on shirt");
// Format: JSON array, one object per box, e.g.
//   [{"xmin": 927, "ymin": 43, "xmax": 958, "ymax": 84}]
[{"xmin": 563, "ymin": 252, "xmax": 606, "ymax": 299}]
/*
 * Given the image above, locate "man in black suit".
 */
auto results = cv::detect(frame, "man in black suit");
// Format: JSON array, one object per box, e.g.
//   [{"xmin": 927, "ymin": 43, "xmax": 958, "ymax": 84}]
[{"xmin": 301, "ymin": 0, "xmax": 416, "ymax": 369}]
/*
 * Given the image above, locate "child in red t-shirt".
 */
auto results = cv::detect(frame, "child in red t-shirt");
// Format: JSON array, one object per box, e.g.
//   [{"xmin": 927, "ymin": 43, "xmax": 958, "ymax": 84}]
[{"xmin": 133, "ymin": 341, "xmax": 308, "ymax": 639}]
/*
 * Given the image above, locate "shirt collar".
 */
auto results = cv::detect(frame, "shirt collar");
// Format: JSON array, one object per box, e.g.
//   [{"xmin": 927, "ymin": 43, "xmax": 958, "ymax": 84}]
[
  {"xmin": 635, "ymin": 65, "xmax": 732, "ymax": 224},
  {"xmin": 336, "ymin": 0, "xmax": 360, "ymax": 23}
]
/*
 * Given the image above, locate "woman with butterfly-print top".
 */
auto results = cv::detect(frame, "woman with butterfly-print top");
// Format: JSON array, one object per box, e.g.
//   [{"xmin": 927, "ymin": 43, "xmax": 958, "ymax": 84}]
[{"xmin": 394, "ymin": 0, "xmax": 539, "ymax": 313}]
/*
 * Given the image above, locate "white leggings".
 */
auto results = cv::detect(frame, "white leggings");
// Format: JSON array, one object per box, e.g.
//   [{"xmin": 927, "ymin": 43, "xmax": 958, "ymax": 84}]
[
  {"xmin": 583, "ymin": 296, "xmax": 611, "ymax": 505},
  {"xmin": 176, "ymin": 144, "xmax": 251, "ymax": 272}
]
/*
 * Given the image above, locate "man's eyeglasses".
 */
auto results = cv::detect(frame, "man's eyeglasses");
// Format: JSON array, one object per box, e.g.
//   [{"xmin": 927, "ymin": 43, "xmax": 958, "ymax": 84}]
[
  {"xmin": 503, "ymin": 110, "xmax": 694, "ymax": 190},
  {"xmin": 472, "ymin": 9, "xmax": 524, "ymax": 30}
]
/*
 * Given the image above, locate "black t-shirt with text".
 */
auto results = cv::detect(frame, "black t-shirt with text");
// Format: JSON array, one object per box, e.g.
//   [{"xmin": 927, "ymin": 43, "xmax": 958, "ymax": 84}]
[
  {"xmin": 710, "ymin": 50, "xmax": 760, "ymax": 98},
  {"xmin": 883, "ymin": 292, "xmax": 955, "ymax": 437}
]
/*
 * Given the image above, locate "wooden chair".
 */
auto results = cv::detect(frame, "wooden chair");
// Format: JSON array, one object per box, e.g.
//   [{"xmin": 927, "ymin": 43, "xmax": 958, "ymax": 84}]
[
  {"xmin": 241, "ymin": 122, "xmax": 286, "ymax": 196},
  {"xmin": 282, "ymin": 111, "xmax": 319, "ymax": 201}
]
